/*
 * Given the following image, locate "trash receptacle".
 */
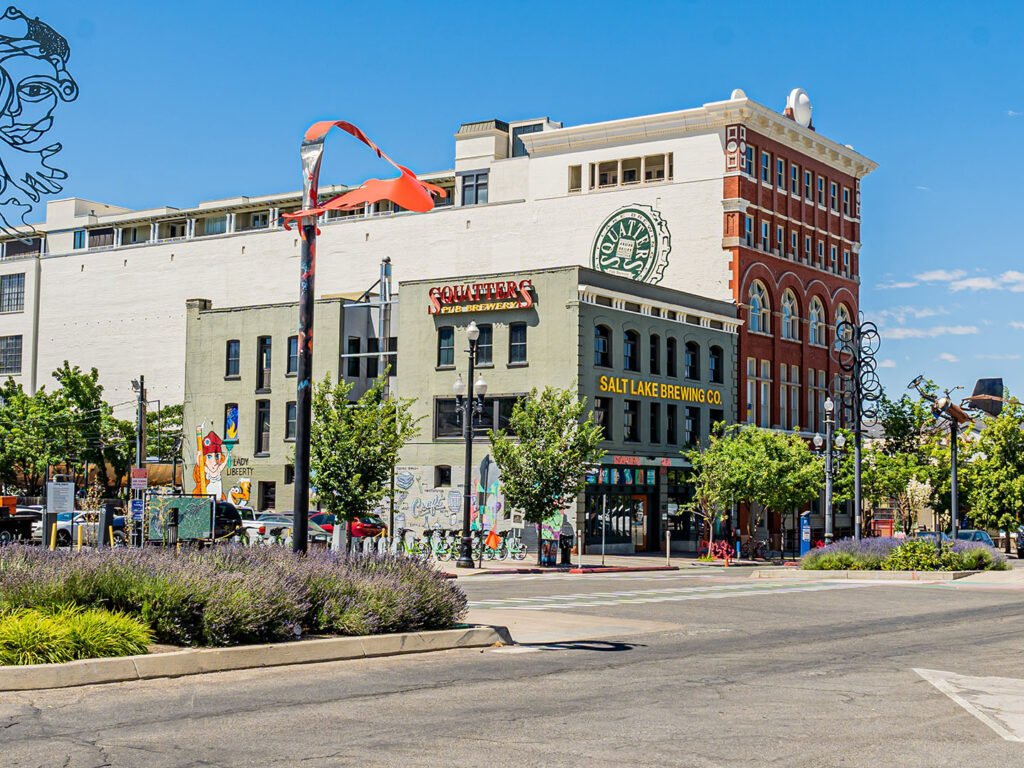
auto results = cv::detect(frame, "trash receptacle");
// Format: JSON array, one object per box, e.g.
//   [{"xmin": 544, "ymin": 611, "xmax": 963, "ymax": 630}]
[{"xmin": 559, "ymin": 530, "xmax": 574, "ymax": 566}]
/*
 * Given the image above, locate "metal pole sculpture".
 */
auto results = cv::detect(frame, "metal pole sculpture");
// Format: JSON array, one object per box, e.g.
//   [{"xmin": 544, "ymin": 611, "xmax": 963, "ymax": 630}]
[
  {"xmin": 832, "ymin": 314, "xmax": 881, "ymax": 540},
  {"xmin": 282, "ymin": 121, "xmax": 445, "ymax": 554}
]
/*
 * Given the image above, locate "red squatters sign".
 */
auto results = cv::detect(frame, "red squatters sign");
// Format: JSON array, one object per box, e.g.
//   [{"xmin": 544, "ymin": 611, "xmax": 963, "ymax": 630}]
[{"xmin": 428, "ymin": 279, "xmax": 534, "ymax": 315}]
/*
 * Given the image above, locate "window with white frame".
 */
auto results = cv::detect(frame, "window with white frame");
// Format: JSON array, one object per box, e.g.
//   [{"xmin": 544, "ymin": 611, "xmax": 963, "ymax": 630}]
[
  {"xmin": 843, "ymin": 250, "xmax": 850, "ymax": 275},
  {"xmin": 746, "ymin": 358, "xmax": 756, "ymax": 424},
  {"xmin": 830, "ymin": 245, "xmax": 838, "ymax": 271},
  {"xmin": 817, "ymin": 176, "xmax": 825, "ymax": 206},
  {"xmin": 780, "ymin": 365, "xmax": 789, "ymax": 430},
  {"xmin": 781, "ymin": 291, "xmax": 799, "ymax": 341},
  {"xmin": 808, "ymin": 297, "xmax": 825, "ymax": 346},
  {"xmin": 745, "ymin": 215, "xmax": 753, "ymax": 246},
  {"xmin": 842, "ymin": 187, "xmax": 850, "ymax": 216},
  {"xmin": 790, "ymin": 366, "xmax": 800, "ymax": 430},
  {"xmin": 745, "ymin": 146, "xmax": 755, "ymax": 178},
  {"xmin": 804, "ymin": 170, "xmax": 812, "ymax": 200},
  {"xmin": 804, "ymin": 235, "xmax": 811, "ymax": 261},
  {"xmin": 790, "ymin": 231, "xmax": 797, "ymax": 258},
  {"xmin": 791, "ymin": 163, "xmax": 799, "ymax": 195},
  {"xmin": 776, "ymin": 158, "xmax": 785, "ymax": 189},
  {"xmin": 808, "ymin": 368, "xmax": 828, "ymax": 433},
  {"xmin": 776, "ymin": 225, "xmax": 784, "ymax": 255},
  {"xmin": 759, "ymin": 359, "xmax": 771, "ymax": 428},
  {"xmin": 760, "ymin": 220, "xmax": 769, "ymax": 251},
  {"xmin": 835, "ymin": 304, "xmax": 852, "ymax": 349},
  {"xmin": 749, "ymin": 281, "xmax": 770, "ymax": 334},
  {"xmin": 830, "ymin": 181, "xmax": 838, "ymax": 211},
  {"xmin": 761, "ymin": 151, "xmax": 770, "ymax": 183},
  {"xmin": 817, "ymin": 240, "xmax": 825, "ymax": 266}
]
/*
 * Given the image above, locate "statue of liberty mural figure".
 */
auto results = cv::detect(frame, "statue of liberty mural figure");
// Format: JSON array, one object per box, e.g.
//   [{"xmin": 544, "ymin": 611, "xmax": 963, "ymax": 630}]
[{"xmin": 0, "ymin": 6, "xmax": 78, "ymax": 238}]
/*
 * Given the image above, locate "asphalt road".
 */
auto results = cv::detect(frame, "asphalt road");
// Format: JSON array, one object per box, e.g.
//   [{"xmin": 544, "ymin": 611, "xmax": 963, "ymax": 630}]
[{"xmin": 2, "ymin": 569, "xmax": 1024, "ymax": 767}]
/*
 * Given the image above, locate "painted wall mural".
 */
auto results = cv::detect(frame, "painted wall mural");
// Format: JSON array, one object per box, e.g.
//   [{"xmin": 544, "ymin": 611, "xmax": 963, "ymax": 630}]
[
  {"xmin": 378, "ymin": 466, "xmax": 508, "ymax": 532},
  {"xmin": 193, "ymin": 427, "xmax": 228, "ymax": 500}
]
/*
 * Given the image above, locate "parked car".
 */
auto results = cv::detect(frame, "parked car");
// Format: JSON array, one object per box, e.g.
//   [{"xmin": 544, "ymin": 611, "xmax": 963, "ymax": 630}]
[
  {"xmin": 214, "ymin": 501, "xmax": 245, "ymax": 541},
  {"xmin": 32, "ymin": 511, "xmax": 126, "ymax": 547},
  {"xmin": 309, "ymin": 512, "xmax": 335, "ymax": 533},
  {"xmin": 351, "ymin": 515, "xmax": 385, "ymax": 538},
  {"xmin": 956, "ymin": 530, "xmax": 995, "ymax": 547},
  {"xmin": 916, "ymin": 531, "xmax": 953, "ymax": 544},
  {"xmin": 254, "ymin": 513, "xmax": 330, "ymax": 545}
]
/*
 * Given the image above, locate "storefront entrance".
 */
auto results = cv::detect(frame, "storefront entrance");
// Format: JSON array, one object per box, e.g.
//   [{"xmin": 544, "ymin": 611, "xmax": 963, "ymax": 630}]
[{"xmin": 584, "ymin": 465, "xmax": 660, "ymax": 553}]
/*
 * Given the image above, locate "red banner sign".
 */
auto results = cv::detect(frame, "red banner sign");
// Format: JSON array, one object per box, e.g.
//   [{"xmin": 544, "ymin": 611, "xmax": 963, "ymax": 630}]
[{"xmin": 428, "ymin": 279, "xmax": 534, "ymax": 315}]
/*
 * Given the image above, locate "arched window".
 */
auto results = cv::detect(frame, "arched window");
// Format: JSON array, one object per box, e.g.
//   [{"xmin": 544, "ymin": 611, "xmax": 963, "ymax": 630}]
[
  {"xmin": 808, "ymin": 297, "xmax": 825, "ymax": 346},
  {"xmin": 594, "ymin": 325, "xmax": 612, "ymax": 367},
  {"xmin": 684, "ymin": 341, "xmax": 700, "ymax": 380},
  {"xmin": 781, "ymin": 290, "xmax": 799, "ymax": 341},
  {"xmin": 835, "ymin": 304, "xmax": 852, "ymax": 349},
  {"xmin": 709, "ymin": 345, "xmax": 724, "ymax": 384},
  {"xmin": 666, "ymin": 337, "xmax": 678, "ymax": 377},
  {"xmin": 623, "ymin": 330, "xmax": 640, "ymax": 372},
  {"xmin": 650, "ymin": 334, "xmax": 661, "ymax": 375},
  {"xmin": 748, "ymin": 281, "xmax": 770, "ymax": 334}
]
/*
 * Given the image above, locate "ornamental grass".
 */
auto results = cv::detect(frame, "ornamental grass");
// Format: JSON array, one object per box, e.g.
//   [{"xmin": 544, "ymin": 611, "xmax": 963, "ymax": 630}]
[
  {"xmin": 801, "ymin": 536, "xmax": 1009, "ymax": 571},
  {"xmin": 0, "ymin": 605, "xmax": 152, "ymax": 666},
  {"xmin": 0, "ymin": 546, "xmax": 467, "ymax": 648}
]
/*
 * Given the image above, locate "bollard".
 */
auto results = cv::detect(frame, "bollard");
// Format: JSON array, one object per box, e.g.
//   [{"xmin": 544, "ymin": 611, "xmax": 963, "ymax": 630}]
[
  {"xmin": 666, "ymin": 529, "xmax": 671, "ymax": 567},
  {"xmin": 76, "ymin": 525, "xmax": 83, "ymax": 551},
  {"xmin": 109, "ymin": 526, "xmax": 115, "ymax": 548},
  {"xmin": 49, "ymin": 523, "xmax": 57, "ymax": 551}
]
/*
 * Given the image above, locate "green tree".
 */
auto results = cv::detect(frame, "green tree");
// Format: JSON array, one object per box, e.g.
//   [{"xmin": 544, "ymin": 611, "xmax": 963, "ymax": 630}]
[
  {"xmin": 0, "ymin": 380, "xmax": 71, "ymax": 495},
  {"xmin": 879, "ymin": 385, "xmax": 936, "ymax": 458},
  {"xmin": 146, "ymin": 404, "xmax": 183, "ymax": 461},
  {"xmin": 858, "ymin": 444, "xmax": 923, "ymax": 534},
  {"xmin": 489, "ymin": 386, "xmax": 605, "ymax": 565},
  {"xmin": 964, "ymin": 396, "xmax": 1024, "ymax": 551},
  {"xmin": 681, "ymin": 427, "xmax": 733, "ymax": 551},
  {"xmin": 310, "ymin": 374, "xmax": 418, "ymax": 539}
]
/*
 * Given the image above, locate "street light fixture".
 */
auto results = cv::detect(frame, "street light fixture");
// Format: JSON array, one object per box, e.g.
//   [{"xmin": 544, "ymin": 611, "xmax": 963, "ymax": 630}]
[
  {"xmin": 814, "ymin": 396, "xmax": 845, "ymax": 544},
  {"xmin": 454, "ymin": 325, "xmax": 487, "ymax": 569}
]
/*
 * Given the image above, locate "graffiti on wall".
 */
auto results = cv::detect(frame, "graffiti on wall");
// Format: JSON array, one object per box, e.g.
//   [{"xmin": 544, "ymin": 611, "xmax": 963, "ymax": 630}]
[
  {"xmin": 378, "ymin": 466, "xmax": 507, "ymax": 532},
  {"xmin": 193, "ymin": 426, "xmax": 228, "ymax": 500}
]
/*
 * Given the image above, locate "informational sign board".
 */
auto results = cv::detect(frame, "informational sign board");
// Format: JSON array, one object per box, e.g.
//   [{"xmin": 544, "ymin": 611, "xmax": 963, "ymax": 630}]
[
  {"xmin": 130, "ymin": 468, "xmax": 148, "ymax": 490},
  {"xmin": 130, "ymin": 499, "xmax": 144, "ymax": 522},
  {"xmin": 800, "ymin": 513, "xmax": 812, "ymax": 557},
  {"xmin": 46, "ymin": 481, "xmax": 75, "ymax": 514},
  {"xmin": 147, "ymin": 496, "xmax": 214, "ymax": 541}
]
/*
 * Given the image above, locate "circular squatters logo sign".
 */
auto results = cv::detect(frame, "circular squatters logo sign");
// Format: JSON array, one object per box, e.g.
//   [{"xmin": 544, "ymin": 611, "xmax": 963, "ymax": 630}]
[{"xmin": 590, "ymin": 205, "xmax": 671, "ymax": 284}]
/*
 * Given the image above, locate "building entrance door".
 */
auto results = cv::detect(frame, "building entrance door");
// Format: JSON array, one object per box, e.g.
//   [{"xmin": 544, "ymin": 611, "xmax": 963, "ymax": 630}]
[{"xmin": 630, "ymin": 495, "xmax": 647, "ymax": 551}]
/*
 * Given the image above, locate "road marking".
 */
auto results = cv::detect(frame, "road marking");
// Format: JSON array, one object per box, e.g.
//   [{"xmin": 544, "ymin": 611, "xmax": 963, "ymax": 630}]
[
  {"xmin": 469, "ymin": 581, "xmax": 878, "ymax": 610},
  {"xmin": 914, "ymin": 668, "xmax": 1024, "ymax": 742}
]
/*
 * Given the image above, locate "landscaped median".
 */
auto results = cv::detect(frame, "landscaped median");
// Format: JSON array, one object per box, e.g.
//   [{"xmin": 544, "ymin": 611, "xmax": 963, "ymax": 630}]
[{"xmin": 0, "ymin": 545, "xmax": 501, "ymax": 688}]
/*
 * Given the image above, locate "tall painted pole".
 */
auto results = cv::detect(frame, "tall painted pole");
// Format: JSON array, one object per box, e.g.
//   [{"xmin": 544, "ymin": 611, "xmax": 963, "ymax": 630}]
[
  {"xmin": 824, "ymin": 405, "xmax": 834, "ymax": 544},
  {"xmin": 457, "ymin": 340, "xmax": 477, "ymax": 569},
  {"xmin": 950, "ymin": 419, "xmax": 958, "ymax": 539}
]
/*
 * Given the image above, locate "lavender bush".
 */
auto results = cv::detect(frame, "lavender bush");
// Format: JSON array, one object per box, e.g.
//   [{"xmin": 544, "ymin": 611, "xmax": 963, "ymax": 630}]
[
  {"xmin": 0, "ymin": 546, "xmax": 467, "ymax": 647},
  {"xmin": 802, "ymin": 536, "xmax": 1009, "ymax": 571}
]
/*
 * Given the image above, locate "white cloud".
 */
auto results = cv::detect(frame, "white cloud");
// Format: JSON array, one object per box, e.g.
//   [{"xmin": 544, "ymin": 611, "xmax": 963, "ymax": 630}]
[
  {"xmin": 874, "ymin": 306, "xmax": 946, "ymax": 325},
  {"xmin": 876, "ymin": 281, "xmax": 919, "ymax": 290},
  {"xmin": 938, "ymin": 352, "xmax": 959, "ymax": 363},
  {"xmin": 976, "ymin": 353, "xmax": 1022, "ymax": 360},
  {"xmin": 915, "ymin": 185, "xmax": 931, "ymax": 191},
  {"xmin": 915, "ymin": 269, "xmax": 967, "ymax": 282},
  {"xmin": 1010, "ymin": 110, "xmax": 1023, "ymax": 117},
  {"xmin": 879, "ymin": 359, "xmax": 897, "ymax": 368},
  {"xmin": 950, "ymin": 276, "xmax": 1002, "ymax": 291},
  {"xmin": 885, "ymin": 325, "xmax": 979, "ymax": 340},
  {"xmin": 1011, "ymin": 321, "xmax": 1024, "ymax": 330}
]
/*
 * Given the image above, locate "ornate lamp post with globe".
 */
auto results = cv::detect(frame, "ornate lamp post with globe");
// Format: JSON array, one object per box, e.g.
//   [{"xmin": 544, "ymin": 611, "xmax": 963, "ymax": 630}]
[
  {"xmin": 453, "ymin": 321, "xmax": 487, "ymax": 569},
  {"xmin": 813, "ymin": 396, "xmax": 846, "ymax": 544}
]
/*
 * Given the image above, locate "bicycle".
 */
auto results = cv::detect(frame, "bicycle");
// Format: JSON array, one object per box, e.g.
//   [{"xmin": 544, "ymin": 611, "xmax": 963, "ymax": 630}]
[
  {"xmin": 740, "ymin": 537, "xmax": 769, "ymax": 560},
  {"xmin": 392, "ymin": 528, "xmax": 422, "ymax": 557},
  {"xmin": 503, "ymin": 528, "xmax": 528, "ymax": 561}
]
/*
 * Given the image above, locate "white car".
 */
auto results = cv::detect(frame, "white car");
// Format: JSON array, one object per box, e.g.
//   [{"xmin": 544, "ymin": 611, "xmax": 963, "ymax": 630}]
[{"xmin": 32, "ymin": 511, "xmax": 127, "ymax": 547}]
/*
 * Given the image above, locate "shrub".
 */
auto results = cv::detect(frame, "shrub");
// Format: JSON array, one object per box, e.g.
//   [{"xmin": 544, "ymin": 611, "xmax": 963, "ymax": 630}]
[
  {"xmin": 0, "ymin": 606, "xmax": 152, "ymax": 666},
  {"xmin": 0, "ymin": 546, "xmax": 466, "ymax": 648},
  {"xmin": 801, "ymin": 537, "xmax": 902, "ymax": 570},
  {"xmin": 946, "ymin": 540, "xmax": 1010, "ymax": 571},
  {"xmin": 881, "ymin": 540, "xmax": 942, "ymax": 571}
]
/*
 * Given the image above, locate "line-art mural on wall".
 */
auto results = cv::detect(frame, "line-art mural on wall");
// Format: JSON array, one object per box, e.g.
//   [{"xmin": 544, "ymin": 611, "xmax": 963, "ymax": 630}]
[{"xmin": 0, "ymin": 7, "xmax": 78, "ymax": 238}]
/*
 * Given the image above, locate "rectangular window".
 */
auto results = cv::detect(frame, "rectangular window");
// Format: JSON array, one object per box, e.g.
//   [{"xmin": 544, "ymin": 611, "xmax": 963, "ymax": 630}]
[
  {"xmin": 790, "ymin": 231, "xmax": 797, "ymax": 258},
  {"xmin": 776, "ymin": 158, "xmax": 785, "ymax": 189},
  {"xmin": 761, "ymin": 151, "xmax": 770, "ymax": 183},
  {"xmin": 250, "ymin": 212, "xmax": 269, "ymax": 229},
  {"xmin": 780, "ymin": 366, "xmax": 788, "ymax": 432},
  {"xmin": 434, "ymin": 397, "xmax": 520, "ymax": 439},
  {"xmin": 790, "ymin": 367, "xmax": 800, "ymax": 430},
  {"xmin": 817, "ymin": 241, "xmax": 825, "ymax": 266},
  {"xmin": 73, "ymin": 230, "xmax": 86, "ymax": 249},
  {"xmin": 817, "ymin": 176, "xmax": 825, "ymax": 205},
  {"xmin": 225, "ymin": 340, "xmax": 240, "ymax": 378},
  {"xmin": 684, "ymin": 406, "xmax": 700, "ymax": 446},
  {"xmin": 622, "ymin": 157, "xmax": 642, "ymax": 184},
  {"xmin": 287, "ymin": 335, "xmax": 298, "ymax": 375},
  {"xmin": 830, "ymin": 182, "xmax": 838, "ymax": 211},
  {"xmin": 284, "ymin": 465, "xmax": 295, "ymax": 485},
  {"xmin": 745, "ymin": 146, "xmax": 755, "ymax": 178},
  {"xmin": 461, "ymin": 171, "xmax": 489, "ymax": 205},
  {"xmin": 366, "ymin": 337, "xmax": 379, "ymax": 379},
  {"xmin": 387, "ymin": 336, "xmax": 398, "ymax": 376},
  {"xmin": 804, "ymin": 170, "xmax": 812, "ymax": 201},
  {"xmin": 644, "ymin": 153, "xmax": 671, "ymax": 181},
  {"xmin": 843, "ymin": 250, "xmax": 850, "ymax": 274},
  {"xmin": 791, "ymin": 164, "xmax": 799, "ymax": 195},
  {"xmin": 667, "ymin": 403, "xmax": 677, "ymax": 445},
  {"xmin": 511, "ymin": 123, "xmax": 542, "ymax": 157},
  {"xmin": 594, "ymin": 396, "xmax": 611, "ymax": 440},
  {"xmin": 804, "ymin": 235, "xmax": 811, "ymax": 261},
  {"xmin": 224, "ymin": 403, "xmax": 238, "ymax": 440},
  {"xmin": 476, "ymin": 324, "xmax": 493, "ymax": 365},
  {"xmin": 285, "ymin": 401, "xmax": 296, "ymax": 441},
  {"xmin": 434, "ymin": 465, "xmax": 452, "ymax": 487},
  {"xmin": 568, "ymin": 165, "xmax": 582, "ymax": 193},
  {"xmin": 596, "ymin": 160, "xmax": 618, "ymax": 187},
  {"xmin": 347, "ymin": 337, "xmax": 361, "ymax": 377},
  {"xmin": 649, "ymin": 336, "xmax": 660, "ymax": 375},
  {"xmin": 509, "ymin": 322, "xmax": 527, "ymax": 364},
  {"xmin": 256, "ymin": 336, "xmax": 272, "ymax": 391},
  {"xmin": 830, "ymin": 245, "xmax": 838, "ymax": 271},
  {"xmin": 760, "ymin": 221, "xmax": 769, "ymax": 250},
  {"xmin": 624, "ymin": 400, "xmax": 640, "ymax": 442},
  {"xmin": 842, "ymin": 187, "xmax": 850, "ymax": 216},
  {"xmin": 204, "ymin": 216, "xmax": 227, "ymax": 236},
  {"xmin": 255, "ymin": 400, "xmax": 271, "ymax": 455},
  {"xmin": 0, "ymin": 273, "xmax": 25, "ymax": 312},
  {"xmin": 744, "ymin": 216, "xmax": 753, "ymax": 246},
  {"xmin": 437, "ymin": 327, "xmax": 454, "ymax": 367},
  {"xmin": 746, "ymin": 357, "xmax": 756, "ymax": 424},
  {"xmin": 649, "ymin": 402, "xmax": 661, "ymax": 444},
  {"xmin": 776, "ymin": 226, "xmax": 784, "ymax": 255}
]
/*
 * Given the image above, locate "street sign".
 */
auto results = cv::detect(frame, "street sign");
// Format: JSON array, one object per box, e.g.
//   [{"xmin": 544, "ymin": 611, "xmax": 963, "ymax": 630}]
[
  {"xmin": 130, "ymin": 499, "xmax": 144, "ymax": 522},
  {"xmin": 46, "ymin": 481, "xmax": 75, "ymax": 514},
  {"xmin": 130, "ymin": 468, "xmax": 148, "ymax": 490}
]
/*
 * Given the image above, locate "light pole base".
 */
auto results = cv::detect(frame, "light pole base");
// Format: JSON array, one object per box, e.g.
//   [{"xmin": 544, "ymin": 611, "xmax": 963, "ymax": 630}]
[{"xmin": 456, "ymin": 538, "xmax": 475, "ymax": 569}]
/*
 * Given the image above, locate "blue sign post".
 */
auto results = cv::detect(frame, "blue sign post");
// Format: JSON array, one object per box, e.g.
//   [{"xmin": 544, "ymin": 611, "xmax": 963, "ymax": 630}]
[
  {"xmin": 130, "ymin": 498, "xmax": 144, "ymax": 522},
  {"xmin": 800, "ymin": 512, "xmax": 812, "ymax": 558}
]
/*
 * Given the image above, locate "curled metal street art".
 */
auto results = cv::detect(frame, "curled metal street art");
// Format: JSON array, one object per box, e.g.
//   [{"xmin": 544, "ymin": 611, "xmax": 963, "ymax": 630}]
[{"xmin": 0, "ymin": 6, "xmax": 78, "ymax": 238}]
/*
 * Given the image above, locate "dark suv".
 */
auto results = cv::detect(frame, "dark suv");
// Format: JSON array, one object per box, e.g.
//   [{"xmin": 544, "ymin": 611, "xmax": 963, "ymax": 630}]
[{"xmin": 214, "ymin": 502, "xmax": 244, "ymax": 541}]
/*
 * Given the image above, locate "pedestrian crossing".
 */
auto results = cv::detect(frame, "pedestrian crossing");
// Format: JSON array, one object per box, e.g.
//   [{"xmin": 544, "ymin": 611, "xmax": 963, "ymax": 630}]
[{"xmin": 468, "ymin": 580, "xmax": 881, "ymax": 610}]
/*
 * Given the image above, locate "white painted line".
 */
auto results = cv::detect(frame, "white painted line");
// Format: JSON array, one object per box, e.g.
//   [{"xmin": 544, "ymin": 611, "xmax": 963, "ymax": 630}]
[{"xmin": 914, "ymin": 668, "xmax": 1024, "ymax": 742}]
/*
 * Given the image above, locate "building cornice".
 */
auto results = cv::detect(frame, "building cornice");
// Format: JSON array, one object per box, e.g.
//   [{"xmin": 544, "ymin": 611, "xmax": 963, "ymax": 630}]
[{"xmin": 578, "ymin": 283, "xmax": 741, "ymax": 335}]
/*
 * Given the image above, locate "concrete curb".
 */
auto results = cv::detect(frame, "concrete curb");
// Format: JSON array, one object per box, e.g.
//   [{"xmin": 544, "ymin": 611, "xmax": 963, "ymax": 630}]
[
  {"xmin": 749, "ymin": 568, "xmax": 981, "ymax": 581},
  {"xmin": 0, "ymin": 625, "xmax": 511, "ymax": 692},
  {"xmin": 466, "ymin": 565, "xmax": 681, "ymax": 576}
]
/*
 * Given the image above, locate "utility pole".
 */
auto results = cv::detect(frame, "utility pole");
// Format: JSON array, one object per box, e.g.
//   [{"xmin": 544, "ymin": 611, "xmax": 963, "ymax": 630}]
[{"xmin": 133, "ymin": 375, "xmax": 147, "ymax": 546}]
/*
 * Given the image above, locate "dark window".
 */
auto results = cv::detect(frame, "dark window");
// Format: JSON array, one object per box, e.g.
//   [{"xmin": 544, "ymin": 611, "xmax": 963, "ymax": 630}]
[
  {"xmin": 258, "ymin": 481, "xmax": 276, "ymax": 512},
  {"xmin": 476, "ymin": 324, "xmax": 493, "ymax": 365},
  {"xmin": 387, "ymin": 336, "xmax": 398, "ymax": 376},
  {"xmin": 594, "ymin": 326, "xmax": 612, "ymax": 367},
  {"xmin": 624, "ymin": 400, "xmax": 640, "ymax": 442},
  {"xmin": 0, "ymin": 273, "xmax": 24, "ymax": 312},
  {"xmin": 594, "ymin": 396, "xmax": 611, "ymax": 440},
  {"xmin": 287, "ymin": 335, "xmax": 298, "ymax": 375},
  {"xmin": 255, "ymin": 400, "xmax": 271, "ymax": 455},
  {"xmin": 710, "ymin": 409, "xmax": 725, "ymax": 435},
  {"xmin": 284, "ymin": 465, "xmax": 295, "ymax": 485},
  {"xmin": 649, "ymin": 334, "xmax": 660, "ymax": 375},
  {"xmin": 462, "ymin": 171, "xmax": 489, "ymax": 205},
  {"xmin": 225, "ymin": 340, "xmax": 240, "ymax": 378},
  {"xmin": 666, "ymin": 337, "xmax": 678, "ymax": 377},
  {"xmin": 512, "ymin": 123, "xmax": 543, "ymax": 157},
  {"xmin": 649, "ymin": 402, "xmax": 661, "ymax": 444},
  {"xmin": 285, "ymin": 401, "xmax": 296, "ymax": 440},
  {"xmin": 434, "ymin": 397, "xmax": 521, "ymax": 439},
  {"xmin": 367, "ymin": 337, "xmax": 379, "ymax": 379},
  {"xmin": 435, "ymin": 465, "xmax": 452, "ymax": 487},
  {"xmin": 623, "ymin": 330, "xmax": 640, "ymax": 372},
  {"xmin": 684, "ymin": 406, "xmax": 700, "ymax": 446},
  {"xmin": 684, "ymin": 341, "xmax": 700, "ymax": 380},
  {"xmin": 256, "ymin": 336, "xmax": 272, "ymax": 390},
  {"xmin": 509, "ymin": 322, "xmax": 527, "ymax": 364},
  {"xmin": 6, "ymin": 237, "xmax": 42, "ymax": 257},
  {"xmin": 437, "ymin": 327, "xmax": 454, "ymax": 367},
  {"xmin": 667, "ymin": 404, "xmax": 678, "ymax": 444},
  {"xmin": 0, "ymin": 335, "xmax": 21, "ymax": 375},
  {"xmin": 710, "ymin": 346, "xmax": 724, "ymax": 384},
  {"xmin": 346, "ymin": 337, "xmax": 361, "ymax": 378}
]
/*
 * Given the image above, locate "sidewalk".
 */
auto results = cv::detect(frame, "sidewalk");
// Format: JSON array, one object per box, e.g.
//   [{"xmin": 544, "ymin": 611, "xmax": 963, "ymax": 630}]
[{"xmin": 432, "ymin": 551, "xmax": 708, "ymax": 577}]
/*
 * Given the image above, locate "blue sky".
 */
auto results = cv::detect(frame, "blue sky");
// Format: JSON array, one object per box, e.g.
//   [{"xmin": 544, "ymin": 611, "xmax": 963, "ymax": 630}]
[{"xmin": 33, "ymin": 0, "xmax": 1024, "ymax": 398}]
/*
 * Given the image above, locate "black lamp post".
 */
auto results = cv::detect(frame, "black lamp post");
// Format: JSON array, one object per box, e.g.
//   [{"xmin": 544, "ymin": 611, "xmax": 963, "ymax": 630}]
[
  {"xmin": 813, "ymin": 396, "xmax": 846, "ymax": 544},
  {"xmin": 454, "ymin": 321, "xmax": 487, "ymax": 569}
]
